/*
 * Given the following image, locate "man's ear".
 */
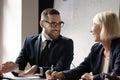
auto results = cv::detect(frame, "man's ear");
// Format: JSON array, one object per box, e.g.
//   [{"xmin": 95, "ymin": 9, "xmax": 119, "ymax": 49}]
[{"xmin": 40, "ymin": 20, "xmax": 44, "ymax": 28}]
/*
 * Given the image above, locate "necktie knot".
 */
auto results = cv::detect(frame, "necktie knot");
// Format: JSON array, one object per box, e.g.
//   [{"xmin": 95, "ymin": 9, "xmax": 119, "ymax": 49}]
[
  {"xmin": 46, "ymin": 40, "xmax": 51, "ymax": 45},
  {"xmin": 45, "ymin": 40, "xmax": 51, "ymax": 48}
]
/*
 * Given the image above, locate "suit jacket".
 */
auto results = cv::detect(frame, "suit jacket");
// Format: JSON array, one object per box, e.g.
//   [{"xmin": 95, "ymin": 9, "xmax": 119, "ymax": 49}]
[
  {"xmin": 15, "ymin": 34, "xmax": 74, "ymax": 76},
  {"xmin": 63, "ymin": 38, "xmax": 120, "ymax": 80}
]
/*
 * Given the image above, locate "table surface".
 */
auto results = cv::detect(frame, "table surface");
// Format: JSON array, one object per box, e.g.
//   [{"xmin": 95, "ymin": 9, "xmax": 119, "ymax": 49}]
[{"xmin": 3, "ymin": 72, "xmax": 46, "ymax": 80}]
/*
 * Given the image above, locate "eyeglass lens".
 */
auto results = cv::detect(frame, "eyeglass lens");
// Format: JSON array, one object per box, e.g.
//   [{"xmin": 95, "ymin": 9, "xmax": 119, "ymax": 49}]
[{"xmin": 45, "ymin": 21, "xmax": 64, "ymax": 28}]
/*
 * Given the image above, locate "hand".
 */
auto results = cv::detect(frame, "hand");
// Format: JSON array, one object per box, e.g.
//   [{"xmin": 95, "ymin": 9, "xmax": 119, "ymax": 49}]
[
  {"xmin": 106, "ymin": 72, "xmax": 118, "ymax": 80},
  {"xmin": 81, "ymin": 73, "xmax": 94, "ymax": 80},
  {"xmin": 45, "ymin": 70, "xmax": 64, "ymax": 80},
  {"xmin": 52, "ymin": 71, "xmax": 64, "ymax": 80},
  {"xmin": 18, "ymin": 65, "xmax": 37, "ymax": 76},
  {"xmin": 0, "ymin": 61, "xmax": 17, "ymax": 73},
  {"xmin": 45, "ymin": 70, "xmax": 55, "ymax": 80}
]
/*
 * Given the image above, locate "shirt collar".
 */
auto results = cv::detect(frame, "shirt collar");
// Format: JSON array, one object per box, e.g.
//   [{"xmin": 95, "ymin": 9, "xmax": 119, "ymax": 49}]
[{"xmin": 41, "ymin": 31, "xmax": 52, "ymax": 42}]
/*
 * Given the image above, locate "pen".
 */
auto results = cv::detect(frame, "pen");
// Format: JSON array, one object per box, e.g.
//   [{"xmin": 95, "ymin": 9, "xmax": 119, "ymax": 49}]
[{"xmin": 51, "ymin": 65, "xmax": 53, "ymax": 71}]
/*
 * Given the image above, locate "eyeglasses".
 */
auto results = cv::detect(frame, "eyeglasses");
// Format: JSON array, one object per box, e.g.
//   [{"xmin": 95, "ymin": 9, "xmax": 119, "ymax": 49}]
[{"xmin": 44, "ymin": 20, "xmax": 64, "ymax": 28}]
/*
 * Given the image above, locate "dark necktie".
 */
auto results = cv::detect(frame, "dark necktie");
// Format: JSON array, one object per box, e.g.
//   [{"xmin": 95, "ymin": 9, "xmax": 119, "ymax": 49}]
[{"xmin": 40, "ymin": 40, "xmax": 51, "ymax": 66}]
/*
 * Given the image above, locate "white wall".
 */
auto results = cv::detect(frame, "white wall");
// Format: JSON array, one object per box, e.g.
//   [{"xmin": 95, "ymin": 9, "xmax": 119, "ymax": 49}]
[
  {"xmin": 0, "ymin": 0, "xmax": 3, "ymax": 63},
  {"xmin": 54, "ymin": 0, "xmax": 120, "ymax": 67},
  {"xmin": 0, "ymin": 0, "xmax": 38, "ymax": 63},
  {"xmin": 1, "ymin": 0, "xmax": 21, "ymax": 62},
  {"xmin": 22, "ymin": 0, "xmax": 38, "ymax": 42}
]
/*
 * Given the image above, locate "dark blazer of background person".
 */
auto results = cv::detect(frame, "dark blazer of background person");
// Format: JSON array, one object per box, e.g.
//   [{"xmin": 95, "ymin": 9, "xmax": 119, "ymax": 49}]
[{"xmin": 15, "ymin": 34, "xmax": 74, "ymax": 76}]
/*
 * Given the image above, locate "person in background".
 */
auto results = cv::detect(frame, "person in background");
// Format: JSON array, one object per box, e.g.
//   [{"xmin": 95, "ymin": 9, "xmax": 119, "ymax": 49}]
[
  {"xmin": 45, "ymin": 11, "xmax": 120, "ymax": 80},
  {"xmin": 0, "ymin": 8, "xmax": 74, "ymax": 78}
]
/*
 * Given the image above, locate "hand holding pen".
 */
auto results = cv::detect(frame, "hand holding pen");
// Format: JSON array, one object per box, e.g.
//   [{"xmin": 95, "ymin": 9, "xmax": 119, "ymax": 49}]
[
  {"xmin": 105, "ymin": 72, "xmax": 119, "ymax": 80},
  {"xmin": 45, "ymin": 65, "xmax": 55, "ymax": 80},
  {"xmin": 46, "ymin": 65, "xmax": 65, "ymax": 80}
]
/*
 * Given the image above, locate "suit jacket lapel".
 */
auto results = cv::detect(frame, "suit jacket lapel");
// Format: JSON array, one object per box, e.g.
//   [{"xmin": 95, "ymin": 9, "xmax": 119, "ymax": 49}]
[
  {"xmin": 35, "ymin": 34, "xmax": 42, "ymax": 66},
  {"xmin": 95, "ymin": 47, "xmax": 104, "ymax": 74}
]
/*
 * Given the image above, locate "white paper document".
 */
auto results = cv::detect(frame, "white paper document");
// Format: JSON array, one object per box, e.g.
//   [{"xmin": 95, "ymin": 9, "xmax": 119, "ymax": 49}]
[{"xmin": 3, "ymin": 72, "xmax": 45, "ymax": 80}]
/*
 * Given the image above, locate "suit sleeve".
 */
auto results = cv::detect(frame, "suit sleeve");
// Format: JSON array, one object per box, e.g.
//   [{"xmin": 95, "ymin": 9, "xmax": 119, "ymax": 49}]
[
  {"xmin": 53, "ymin": 39, "xmax": 74, "ymax": 71},
  {"xmin": 62, "ymin": 43, "xmax": 100, "ymax": 80},
  {"xmin": 15, "ymin": 37, "xmax": 29, "ymax": 70}
]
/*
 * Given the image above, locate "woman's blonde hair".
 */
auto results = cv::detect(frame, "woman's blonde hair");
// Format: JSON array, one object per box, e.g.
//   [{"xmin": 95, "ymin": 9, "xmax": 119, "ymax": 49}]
[{"xmin": 94, "ymin": 11, "xmax": 120, "ymax": 40}]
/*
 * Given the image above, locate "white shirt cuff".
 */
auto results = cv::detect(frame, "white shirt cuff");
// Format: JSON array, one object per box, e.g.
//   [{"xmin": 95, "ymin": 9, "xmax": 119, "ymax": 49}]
[{"xmin": 39, "ymin": 67, "xmax": 43, "ymax": 76}]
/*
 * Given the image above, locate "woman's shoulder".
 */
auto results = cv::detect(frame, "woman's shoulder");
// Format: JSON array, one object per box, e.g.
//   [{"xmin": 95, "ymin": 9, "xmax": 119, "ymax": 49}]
[
  {"xmin": 111, "ymin": 38, "xmax": 120, "ymax": 50},
  {"xmin": 91, "ymin": 42, "xmax": 102, "ymax": 49}
]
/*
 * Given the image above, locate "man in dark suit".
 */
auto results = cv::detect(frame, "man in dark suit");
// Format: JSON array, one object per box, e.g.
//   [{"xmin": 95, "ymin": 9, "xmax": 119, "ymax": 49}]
[{"xmin": 0, "ymin": 8, "xmax": 74, "ymax": 78}]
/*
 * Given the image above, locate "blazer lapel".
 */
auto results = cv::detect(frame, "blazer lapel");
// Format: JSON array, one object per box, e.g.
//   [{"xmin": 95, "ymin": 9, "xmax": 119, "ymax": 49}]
[
  {"xmin": 35, "ymin": 34, "xmax": 42, "ymax": 66},
  {"xmin": 95, "ymin": 47, "xmax": 104, "ymax": 74}
]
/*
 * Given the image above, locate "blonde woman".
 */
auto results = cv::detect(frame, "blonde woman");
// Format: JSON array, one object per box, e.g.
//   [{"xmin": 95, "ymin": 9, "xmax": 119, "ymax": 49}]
[{"xmin": 46, "ymin": 11, "xmax": 120, "ymax": 80}]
